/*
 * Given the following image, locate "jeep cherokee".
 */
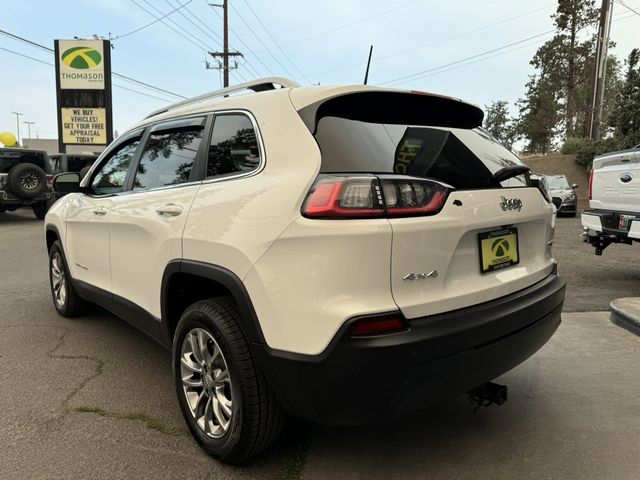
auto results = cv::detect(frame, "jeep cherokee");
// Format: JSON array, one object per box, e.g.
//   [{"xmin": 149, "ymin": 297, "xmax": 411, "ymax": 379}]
[{"xmin": 45, "ymin": 78, "xmax": 565, "ymax": 463}]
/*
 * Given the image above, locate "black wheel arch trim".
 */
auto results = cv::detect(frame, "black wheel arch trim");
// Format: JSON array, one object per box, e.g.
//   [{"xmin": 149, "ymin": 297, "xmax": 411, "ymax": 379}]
[
  {"xmin": 45, "ymin": 224, "xmax": 62, "ymax": 252},
  {"xmin": 161, "ymin": 259, "xmax": 267, "ymax": 346}
]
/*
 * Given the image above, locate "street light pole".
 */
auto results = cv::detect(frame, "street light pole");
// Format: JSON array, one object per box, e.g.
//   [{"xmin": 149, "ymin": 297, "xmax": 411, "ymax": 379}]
[
  {"xmin": 11, "ymin": 111, "xmax": 23, "ymax": 145},
  {"xmin": 23, "ymin": 121, "xmax": 35, "ymax": 144}
]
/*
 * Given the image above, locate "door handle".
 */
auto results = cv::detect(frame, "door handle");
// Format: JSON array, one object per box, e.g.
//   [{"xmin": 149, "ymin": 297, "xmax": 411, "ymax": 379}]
[
  {"xmin": 156, "ymin": 204, "xmax": 183, "ymax": 216},
  {"xmin": 92, "ymin": 206, "xmax": 108, "ymax": 216}
]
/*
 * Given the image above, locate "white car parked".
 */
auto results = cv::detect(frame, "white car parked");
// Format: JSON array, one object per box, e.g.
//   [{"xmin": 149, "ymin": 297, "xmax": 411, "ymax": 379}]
[
  {"xmin": 45, "ymin": 78, "xmax": 565, "ymax": 463},
  {"xmin": 582, "ymin": 144, "xmax": 640, "ymax": 254}
]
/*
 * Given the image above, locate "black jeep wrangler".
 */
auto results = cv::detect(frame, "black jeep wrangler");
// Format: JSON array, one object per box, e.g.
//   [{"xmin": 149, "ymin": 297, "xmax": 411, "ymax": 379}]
[{"xmin": 0, "ymin": 148, "xmax": 53, "ymax": 219}]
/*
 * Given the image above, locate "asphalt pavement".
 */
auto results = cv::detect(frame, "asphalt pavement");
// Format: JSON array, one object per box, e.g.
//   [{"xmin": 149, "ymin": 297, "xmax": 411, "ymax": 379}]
[{"xmin": 1, "ymin": 208, "xmax": 638, "ymax": 480}]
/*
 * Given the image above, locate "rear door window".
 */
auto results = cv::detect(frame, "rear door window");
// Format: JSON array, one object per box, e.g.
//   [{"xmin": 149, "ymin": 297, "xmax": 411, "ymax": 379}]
[
  {"xmin": 68, "ymin": 156, "xmax": 96, "ymax": 173},
  {"xmin": 132, "ymin": 122, "xmax": 204, "ymax": 191},
  {"xmin": 0, "ymin": 150, "xmax": 48, "ymax": 173}
]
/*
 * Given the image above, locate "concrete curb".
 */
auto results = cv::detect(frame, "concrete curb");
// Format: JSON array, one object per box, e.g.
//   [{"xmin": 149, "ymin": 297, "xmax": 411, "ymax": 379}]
[{"xmin": 610, "ymin": 298, "xmax": 640, "ymax": 337}]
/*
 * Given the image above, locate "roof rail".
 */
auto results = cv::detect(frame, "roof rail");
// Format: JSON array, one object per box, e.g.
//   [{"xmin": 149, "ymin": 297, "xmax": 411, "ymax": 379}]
[{"xmin": 145, "ymin": 77, "xmax": 299, "ymax": 119}]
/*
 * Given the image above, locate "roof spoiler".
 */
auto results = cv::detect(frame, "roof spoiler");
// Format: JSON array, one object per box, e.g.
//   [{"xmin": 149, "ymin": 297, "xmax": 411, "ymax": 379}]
[{"xmin": 298, "ymin": 91, "xmax": 484, "ymax": 134}]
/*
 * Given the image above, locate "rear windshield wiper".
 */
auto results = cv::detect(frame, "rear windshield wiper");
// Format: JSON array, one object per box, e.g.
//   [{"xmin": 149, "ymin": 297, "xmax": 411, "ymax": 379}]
[{"xmin": 492, "ymin": 165, "xmax": 530, "ymax": 183}]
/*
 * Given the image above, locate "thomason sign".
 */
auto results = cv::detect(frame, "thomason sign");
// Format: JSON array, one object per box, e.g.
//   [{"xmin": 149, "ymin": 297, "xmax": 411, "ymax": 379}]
[{"xmin": 54, "ymin": 39, "xmax": 113, "ymax": 152}]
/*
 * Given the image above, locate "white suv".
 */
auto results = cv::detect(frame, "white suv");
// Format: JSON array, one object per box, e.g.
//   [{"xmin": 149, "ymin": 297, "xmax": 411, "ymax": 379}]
[{"xmin": 45, "ymin": 78, "xmax": 565, "ymax": 463}]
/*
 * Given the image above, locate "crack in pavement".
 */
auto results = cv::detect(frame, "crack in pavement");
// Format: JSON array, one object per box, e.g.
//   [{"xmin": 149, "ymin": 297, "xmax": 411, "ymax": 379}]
[{"xmin": 38, "ymin": 325, "xmax": 180, "ymax": 437}]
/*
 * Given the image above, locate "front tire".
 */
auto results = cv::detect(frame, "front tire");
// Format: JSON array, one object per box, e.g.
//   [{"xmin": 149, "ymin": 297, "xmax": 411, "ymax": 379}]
[
  {"xmin": 49, "ymin": 240, "xmax": 87, "ymax": 317},
  {"xmin": 172, "ymin": 298, "xmax": 284, "ymax": 464},
  {"xmin": 33, "ymin": 201, "xmax": 48, "ymax": 220}
]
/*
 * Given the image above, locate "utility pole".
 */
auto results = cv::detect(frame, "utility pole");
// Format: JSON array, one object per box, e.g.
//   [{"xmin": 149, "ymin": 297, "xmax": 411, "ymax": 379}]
[
  {"xmin": 23, "ymin": 121, "xmax": 35, "ymax": 143},
  {"xmin": 208, "ymin": 1, "xmax": 243, "ymax": 87},
  {"xmin": 589, "ymin": 0, "xmax": 614, "ymax": 140},
  {"xmin": 11, "ymin": 111, "xmax": 22, "ymax": 145}
]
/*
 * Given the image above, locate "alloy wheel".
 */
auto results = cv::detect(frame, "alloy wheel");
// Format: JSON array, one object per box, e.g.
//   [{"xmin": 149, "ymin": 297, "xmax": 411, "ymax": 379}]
[
  {"xmin": 180, "ymin": 328, "xmax": 233, "ymax": 439},
  {"xmin": 20, "ymin": 171, "xmax": 39, "ymax": 191},
  {"xmin": 50, "ymin": 252, "xmax": 67, "ymax": 309}
]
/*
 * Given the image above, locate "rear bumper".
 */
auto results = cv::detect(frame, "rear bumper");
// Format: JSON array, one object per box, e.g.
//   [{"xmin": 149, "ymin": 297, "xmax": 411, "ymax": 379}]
[
  {"xmin": 257, "ymin": 273, "xmax": 565, "ymax": 426},
  {"xmin": 0, "ymin": 190, "xmax": 51, "ymax": 205},
  {"xmin": 582, "ymin": 208, "xmax": 640, "ymax": 238}
]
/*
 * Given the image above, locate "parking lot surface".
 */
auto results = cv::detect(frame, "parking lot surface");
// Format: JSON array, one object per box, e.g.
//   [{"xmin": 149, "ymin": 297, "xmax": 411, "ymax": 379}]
[
  {"xmin": 554, "ymin": 212, "xmax": 640, "ymax": 311},
  {"xmin": 1, "ymin": 208, "xmax": 639, "ymax": 479}
]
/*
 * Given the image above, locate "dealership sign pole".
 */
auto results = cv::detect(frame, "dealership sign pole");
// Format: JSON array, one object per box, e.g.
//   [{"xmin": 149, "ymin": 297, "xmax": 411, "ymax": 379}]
[{"xmin": 54, "ymin": 39, "xmax": 113, "ymax": 154}]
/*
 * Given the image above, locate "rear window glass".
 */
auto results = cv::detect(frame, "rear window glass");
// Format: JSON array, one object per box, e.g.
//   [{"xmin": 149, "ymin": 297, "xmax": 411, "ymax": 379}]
[
  {"xmin": 68, "ymin": 156, "xmax": 96, "ymax": 173},
  {"xmin": 547, "ymin": 175, "xmax": 570, "ymax": 188},
  {"xmin": 0, "ymin": 150, "xmax": 48, "ymax": 173},
  {"xmin": 314, "ymin": 118, "xmax": 526, "ymax": 189}
]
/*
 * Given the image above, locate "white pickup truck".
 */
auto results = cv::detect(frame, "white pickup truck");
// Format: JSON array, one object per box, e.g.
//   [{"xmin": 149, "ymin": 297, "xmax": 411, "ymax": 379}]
[{"xmin": 582, "ymin": 145, "xmax": 640, "ymax": 255}]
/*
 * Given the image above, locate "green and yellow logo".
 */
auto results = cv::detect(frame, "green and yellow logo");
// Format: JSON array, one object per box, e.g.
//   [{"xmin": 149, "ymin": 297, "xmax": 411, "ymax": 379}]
[
  {"xmin": 61, "ymin": 46, "xmax": 102, "ymax": 69},
  {"xmin": 491, "ymin": 238, "xmax": 511, "ymax": 258}
]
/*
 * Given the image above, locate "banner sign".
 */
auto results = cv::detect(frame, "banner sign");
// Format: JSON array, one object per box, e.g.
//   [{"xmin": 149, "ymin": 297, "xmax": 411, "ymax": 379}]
[
  {"xmin": 58, "ymin": 40, "xmax": 105, "ymax": 90},
  {"xmin": 61, "ymin": 107, "xmax": 107, "ymax": 144},
  {"xmin": 55, "ymin": 39, "xmax": 112, "ymax": 153}
]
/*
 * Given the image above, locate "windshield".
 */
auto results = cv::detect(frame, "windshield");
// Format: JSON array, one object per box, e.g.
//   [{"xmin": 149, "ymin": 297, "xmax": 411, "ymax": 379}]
[
  {"xmin": 314, "ymin": 118, "xmax": 527, "ymax": 189},
  {"xmin": 0, "ymin": 149, "xmax": 49, "ymax": 173},
  {"xmin": 547, "ymin": 175, "xmax": 570, "ymax": 189}
]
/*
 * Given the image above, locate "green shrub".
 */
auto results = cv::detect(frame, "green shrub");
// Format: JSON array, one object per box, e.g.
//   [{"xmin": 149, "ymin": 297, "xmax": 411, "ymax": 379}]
[
  {"xmin": 572, "ymin": 137, "xmax": 621, "ymax": 170},
  {"xmin": 561, "ymin": 137, "xmax": 589, "ymax": 155}
]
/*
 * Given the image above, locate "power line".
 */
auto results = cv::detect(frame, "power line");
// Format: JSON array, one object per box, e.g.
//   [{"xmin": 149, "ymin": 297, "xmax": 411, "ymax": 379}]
[
  {"xmin": 309, "ymin": 4, "xmax": 556, "ymax": 78},
  {"xmin": 0, "ymin": 45, "xmax": 176, "ymax": 102},
  {"xmin": 114, "ymin": 0, "xmax": 195, "ymax": 39},
  {"xmin": 379, "ymin": 7, "xmax": 640, "ymax": 87},
  {"xmin": 0, "ymin": 28, "xmax": 187, "ymax": 99},
  {"xmin": 380, "ymin": 30, "xmax": 555, "ymax": 86},
  {"xmin": 162, "ymin": 0, "xmax": 222, "ymax": 46},
  {"xmin": 0, "ymin": 45, "xmax": 53, "ymax": 66},
  {"xmin": 171, "ymin": 0, "xmax": 268, "ymax": 78},
  {"xmin": 226, "ymin": 2, "xmax": 296, "ymax": 79},
  {"xmin": 618, "ymin": 0, "xmax": 640, "ymax": 17},
  {"xmin": 254, "ymin": 0, "xmax": 424, "ymax": 52},
  {"xmin": 238, "ymin": 0, "xmax": 310, "ymax": 82},
  {"xmin": 128, "ymin": 0, "xmax": 211, "ymax": 51},
  {"xmin": 205, "ymin": 1, "xmax": 273, "ymax": 77}
]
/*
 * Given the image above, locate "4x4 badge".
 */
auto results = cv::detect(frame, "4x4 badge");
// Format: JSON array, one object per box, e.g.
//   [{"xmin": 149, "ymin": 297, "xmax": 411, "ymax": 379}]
[{"xmin": 500, "ymin": 196, "xmax": 523, "ymax": 212}]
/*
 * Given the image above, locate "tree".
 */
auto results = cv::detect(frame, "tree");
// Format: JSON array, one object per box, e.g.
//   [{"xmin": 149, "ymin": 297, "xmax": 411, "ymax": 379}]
[
  {"xmin": 610, "ymin": 48, "xmax": 640, "ymax": 148},
  {"xmin": 517, "ymin": 0, "xmax": 602, "ymax": 148},
  {"xmin": 549, "ymin": 0, "xmax": 598, "ymax": 137},
  {"xmin": 483, "ymin": 100, "xmax": 518, "ymax": 149},
  {"xmin": 517, "ymin": 73, "xmax": 561, "ymax": 154}
]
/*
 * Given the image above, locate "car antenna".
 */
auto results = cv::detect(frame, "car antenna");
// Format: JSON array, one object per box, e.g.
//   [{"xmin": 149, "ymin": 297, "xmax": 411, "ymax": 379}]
[{"xmin": 364, "ymin": 45, "xmax": 373, "ymax": 85}]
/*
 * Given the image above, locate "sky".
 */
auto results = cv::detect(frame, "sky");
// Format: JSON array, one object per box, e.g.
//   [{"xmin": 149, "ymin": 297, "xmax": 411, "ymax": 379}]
[{"xmin": 1, "ymin": 0, "xmax": 639, "ymax": 143}]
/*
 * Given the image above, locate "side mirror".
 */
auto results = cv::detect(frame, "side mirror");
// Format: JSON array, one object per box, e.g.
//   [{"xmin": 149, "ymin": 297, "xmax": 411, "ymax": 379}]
[
  {"xmin": 52, "ymin": 172, "xmax": 82, "ymax": 194},
  {"xmin": 572, "ymin": 183, "xmax": 578, "ymax": 189}
]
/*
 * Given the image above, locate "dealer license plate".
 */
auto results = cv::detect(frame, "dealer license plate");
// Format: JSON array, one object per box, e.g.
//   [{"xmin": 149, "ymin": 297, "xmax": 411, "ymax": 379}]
[{"xmin": 478, "ymin": 228, "xmax": 520, "ymax": 273}]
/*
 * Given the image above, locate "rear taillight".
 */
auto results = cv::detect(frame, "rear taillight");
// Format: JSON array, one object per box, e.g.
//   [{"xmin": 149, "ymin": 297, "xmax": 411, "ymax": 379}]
[
  {"xmin": 588, "ymin": 169, "xmax": 594, "ymax": 200},
  {"xmin": 302, "ymin": 174, "xmax": 450, "ymax": 219},
  {"xmin": 46, "ymin": 175, "xmax": 54, "ymax": 187},
  {"xmin": 302, "ymin": 176, "xmax": 384, "ymax": 218},
  {"xmin": 350, "ymin": 314, "xmax": 407, "ymax": 337}
]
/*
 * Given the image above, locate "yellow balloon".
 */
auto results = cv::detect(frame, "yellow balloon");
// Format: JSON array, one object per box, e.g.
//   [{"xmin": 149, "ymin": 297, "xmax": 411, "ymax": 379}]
[{"xmin": 0, "ymin": 132, "xmax": 17, "ymax": 147}]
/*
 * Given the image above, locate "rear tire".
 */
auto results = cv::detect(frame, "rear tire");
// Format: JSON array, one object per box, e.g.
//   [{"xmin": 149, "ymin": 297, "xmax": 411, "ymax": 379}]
[
  {"xmin": 172, "ymin": 298, "xmax": 284, "ymax": 464},
  {"xmin": 49, "ymin": 240, "xmax": 88, "ymax": 317}
]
